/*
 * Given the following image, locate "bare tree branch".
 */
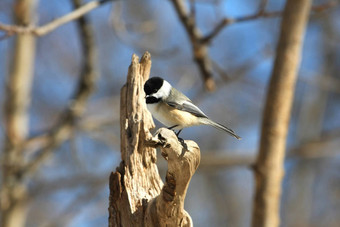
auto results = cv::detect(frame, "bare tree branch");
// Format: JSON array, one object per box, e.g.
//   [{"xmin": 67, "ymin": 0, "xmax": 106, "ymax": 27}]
[
  {"xmin": 171, "ymin": 0, "xmax": 216, "ymax": 91},
  {"xmin": 252, "ymin": 0, "xmax": 312, "ymax": 226},
  {"xmin": 202, "ymin": 0, "xmax": 338, "ymax": 44},
  {"xmin": 199, "ymin": 133, "xmax": 340, "ymax": 169},
  {"xmin": 257, "ymin": 0, "xmax": 269, "ymax": 14},
  {"xmin": 201, "ymin": 11, "xmax": 281, "ymax": 44},
  {"xmin": 153, "ymin": 130, "xmax": 340, "ymax": 172},
  {"xmin": 22, "ymin": 0, "xmax": 98, "ymax": 177},
  {"xmin": 170, "ymin": 0, "xmax": 337, "ymax": 91},
  {"xmin": 0, "ymin": 0, "xmax": 113, "ymax": 37},
  {"xmin": 1, "ymin": 1, "xmax": 37, "ymax": 226}
]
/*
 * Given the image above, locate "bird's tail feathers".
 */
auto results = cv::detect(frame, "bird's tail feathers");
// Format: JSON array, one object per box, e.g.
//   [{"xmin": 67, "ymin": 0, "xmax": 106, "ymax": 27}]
[{"xmin": 200, "ymin": 118, "xmax": 241, "ymax": 140}]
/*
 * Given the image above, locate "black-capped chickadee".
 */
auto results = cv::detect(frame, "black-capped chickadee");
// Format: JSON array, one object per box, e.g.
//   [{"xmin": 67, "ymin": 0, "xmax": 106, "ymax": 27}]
[{"xmin": 144, "ymin": 77, "xmax": 241, "ymax": 140}]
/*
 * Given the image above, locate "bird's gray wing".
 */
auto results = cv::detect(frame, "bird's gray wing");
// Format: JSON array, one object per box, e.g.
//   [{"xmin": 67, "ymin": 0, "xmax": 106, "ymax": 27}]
[{"xmin": 164, "ymin": 88, "xmax": 208, "ymax": 118}]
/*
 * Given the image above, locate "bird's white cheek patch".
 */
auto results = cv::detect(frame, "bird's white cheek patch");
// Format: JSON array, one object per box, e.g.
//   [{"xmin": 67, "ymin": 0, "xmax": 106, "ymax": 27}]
[{"xmin": 153, "ymin": 80, "xmax": 171, "ymax": 99}]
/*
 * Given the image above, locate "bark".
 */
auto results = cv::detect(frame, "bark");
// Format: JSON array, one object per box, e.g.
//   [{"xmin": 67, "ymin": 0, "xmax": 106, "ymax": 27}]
[
  {"xmin": 0, "ymin": 1, "xmax": 37, "ymax": 227},
  {"xmin": 251, "ymin": 1, "xmax": 312, "ymax": 227},
  {"xmin": 108, "ymin": 52, "xmax": 200, "ymax": 227}
]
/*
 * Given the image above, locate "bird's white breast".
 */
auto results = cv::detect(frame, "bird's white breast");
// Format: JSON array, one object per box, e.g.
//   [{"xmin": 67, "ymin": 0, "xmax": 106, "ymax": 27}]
[
  {"xmin": 147, "ymin": 102, "xmax": 173, "ymax": 127},
  {"xmin": 147, "ymin": 102, "xmax": 200, "ymax": 130}
]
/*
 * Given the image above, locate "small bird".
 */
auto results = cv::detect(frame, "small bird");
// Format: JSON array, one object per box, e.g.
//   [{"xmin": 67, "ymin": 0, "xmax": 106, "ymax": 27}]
[{"xmin": 144, "ymin": 77, "xmax": 241, "ymax": 140}]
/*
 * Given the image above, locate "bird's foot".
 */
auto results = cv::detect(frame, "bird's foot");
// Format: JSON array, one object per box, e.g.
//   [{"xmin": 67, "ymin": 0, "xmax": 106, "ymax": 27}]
[
  {"xmin": 178, "ymin": 137, "xmax": 188, "ymax": 157},
  {"xmin": 175, "ymin": 129, "xmax": 182, "ymax": 137},
  {"xmin": 177, "ymin": 137, "xmax": 184, "ymax": 144}
]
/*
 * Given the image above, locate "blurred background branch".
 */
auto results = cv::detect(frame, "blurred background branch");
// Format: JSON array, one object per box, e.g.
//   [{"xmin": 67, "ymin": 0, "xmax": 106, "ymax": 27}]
[
  {"xmin": 193, "ymin": 131, "xmax": 340, "ymax": 170},
  {"xmin": 171, "ymin": 0, "xmax": 216, "ymax": 91},
  {"xmin": 23, "ymin": 0, "xmax": 98, "ymax": 177},
  {"xmin": 0, "ymin": 0, "xmax": 113, "ymax": 38},
  {"xmin": 170, "ymin": 0, "xmax": 338, "ymax": 91},
  {"xmin": 252, "ymin": 0, "xmax": 312, "ymax": 226},
  {"xmin": 1, "ymin": 0, "xmax": 98, "ymax": 226},
  {"xmin": 202, "ymin": 0, "xmax": 337, "ymax": 44},
  {"xmin": 1, "ymin": 0, "xmax": 37, "ymax": 226}
]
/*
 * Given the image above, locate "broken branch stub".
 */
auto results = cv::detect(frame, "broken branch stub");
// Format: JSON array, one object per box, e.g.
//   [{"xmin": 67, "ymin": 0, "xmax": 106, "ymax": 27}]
[
  {"xmin": 109, "ymin": 52, "xmax": 162, "ymax": 227},
  {"xmin": 108, "ymin": 52, "xmax": 200, "ymax": 227},
  {"xmin": 145, "ymin": 128, "xmax": 200, "ymax": 227}
]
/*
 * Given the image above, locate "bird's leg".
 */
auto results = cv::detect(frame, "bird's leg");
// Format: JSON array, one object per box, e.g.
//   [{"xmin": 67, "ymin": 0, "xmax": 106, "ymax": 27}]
[
  {"xmin": 167, "ymin": 126, "xmax": 184, "ymax": 143},
  {"xmin": 168, "ymin": 125, "xmax": 181, "ymax": 138},
  {"xmin": 174, "ymin": 130, "xmax": 188, "ymax": 154},
  {"xmin": 176, "ymin": 130, "xmax": 182, "ymax": 137},
  {"xmin": 168, "ymin": 125, "xmax": 178, "ymax": 130},
  {"xmin": 175, "ymin": 129, "xmax": 185, "ymax": 145}
]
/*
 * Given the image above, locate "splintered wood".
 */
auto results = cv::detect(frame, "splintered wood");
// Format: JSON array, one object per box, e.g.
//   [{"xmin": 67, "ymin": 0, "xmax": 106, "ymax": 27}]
[{"xmin": 109, "ymin": 52, "xmax": 200, "ymax": 227}]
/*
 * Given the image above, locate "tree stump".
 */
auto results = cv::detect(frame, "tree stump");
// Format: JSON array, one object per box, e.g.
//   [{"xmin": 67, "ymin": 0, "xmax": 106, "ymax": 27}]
[{"xmin": 108, "ymin": 52, "xmax": 200, "ymax": 227}]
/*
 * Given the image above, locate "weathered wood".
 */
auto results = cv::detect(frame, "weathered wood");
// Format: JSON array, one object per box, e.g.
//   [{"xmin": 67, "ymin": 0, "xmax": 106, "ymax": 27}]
[
  {"xmin": 108, "ymin": 52, "xmax": 200, "ymax": 227},
  {"xmin": 145, "ymin": 129, "xmax": 200, "ymax": 227}
]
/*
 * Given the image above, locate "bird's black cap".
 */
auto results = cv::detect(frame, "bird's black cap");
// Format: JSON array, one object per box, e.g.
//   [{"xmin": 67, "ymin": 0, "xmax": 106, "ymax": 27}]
[{"xmin": 144, "ymin": 77, "xmax": 164, "ymax": 95}]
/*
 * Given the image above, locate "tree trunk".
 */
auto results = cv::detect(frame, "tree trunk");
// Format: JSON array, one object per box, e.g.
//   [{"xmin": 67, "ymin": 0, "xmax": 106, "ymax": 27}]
[
  {"xmin": 251, "ymin": 1, "xmax": 312, "ymax": 227},
  {"xmin": 0, "ymin": 1, "xmax": 37, "ymax": 227},
  {"xmin": 108, "ymin": 52, "xmax": 200, "ymax": 227}
]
